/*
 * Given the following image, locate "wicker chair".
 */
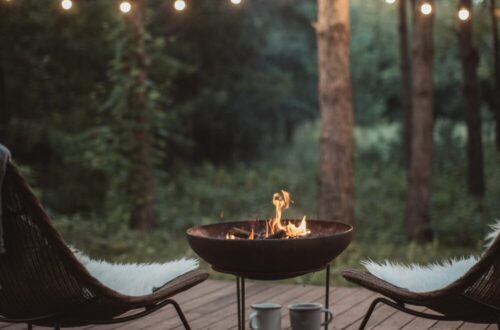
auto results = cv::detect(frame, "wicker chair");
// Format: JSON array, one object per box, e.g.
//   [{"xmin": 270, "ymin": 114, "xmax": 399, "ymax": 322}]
[
  {"xmin": 342, "ymin": 236, "xmax": 500, "ymax": 329},
  {"xmin": 0, "ymin": 160, "xmax": 208, "ymax": 329}
]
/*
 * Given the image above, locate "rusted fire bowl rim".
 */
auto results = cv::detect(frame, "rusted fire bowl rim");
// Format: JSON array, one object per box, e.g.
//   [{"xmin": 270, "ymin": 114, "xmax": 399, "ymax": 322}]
[{"xmin": 186, "ymin": 219, "xmax": 353, "ymax": 280}]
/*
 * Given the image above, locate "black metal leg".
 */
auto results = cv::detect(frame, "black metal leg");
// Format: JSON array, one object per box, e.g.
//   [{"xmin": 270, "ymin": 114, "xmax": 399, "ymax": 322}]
[
  {"xmin": 359, "ymin": 297, "xmax": 383, "ymax": 330},
  {"xmin": 168, "ymin": 299, "xmax": 191, "ymax": 330},
  {"xmin": 325, "ymin": 264, "xmax": 330, "ymax": 330},
  {"xmin": 236, "ymin": 277, "xmax": 245, "ymax": 330},
  {"xmin": 237, "ymin": 277, "xmax": 241, "ymax": 330},
  {"xmin": 235, "ymin": 277, "xmax": 246, "ymax": 330},
  {"xmin": 54, "ymin": 320, "xmax": 61, "ymax": 330},
  {"xmin": 241, "ymin": 277, "xmax": 246, "ymax": 330},
  {"xmin": 27, "ymin": 323, "xmax": 33, "ymax": 330}
]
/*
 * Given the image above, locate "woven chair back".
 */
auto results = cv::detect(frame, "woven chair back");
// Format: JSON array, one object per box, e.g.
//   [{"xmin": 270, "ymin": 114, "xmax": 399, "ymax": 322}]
[
  {"xmin": 463, "ymin": 236, "xmax": 500, "ymax": 313},
  {"xmin": 0, "ymin": 163, "xmax": 94, "ymax": 318}
]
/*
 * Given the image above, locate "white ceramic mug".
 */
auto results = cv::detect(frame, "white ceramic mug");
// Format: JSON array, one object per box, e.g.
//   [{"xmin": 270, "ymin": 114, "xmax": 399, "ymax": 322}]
[
  {"xmin": 288, "ymin": 303, "xmax": 333, "ymax": 330},
  {"xmin": 249, "ymin": 303, "xmax": 281, "ymax": 330}
]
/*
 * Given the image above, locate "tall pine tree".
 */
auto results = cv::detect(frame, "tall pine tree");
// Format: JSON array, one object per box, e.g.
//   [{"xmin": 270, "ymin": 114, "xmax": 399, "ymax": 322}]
[
  {"xmin": 316, "ymin": 0, "xmax": 355, "ymax": 225},
  {"xmin": 405, "ymin": 0, "xmax": 434, "ymax": 242}
]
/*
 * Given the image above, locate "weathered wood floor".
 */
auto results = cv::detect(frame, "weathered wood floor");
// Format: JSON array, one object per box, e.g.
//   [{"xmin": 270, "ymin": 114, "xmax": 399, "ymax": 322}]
[{"xmin": 0, "ymin": 280, "xmax": 495, "ymax": 329}]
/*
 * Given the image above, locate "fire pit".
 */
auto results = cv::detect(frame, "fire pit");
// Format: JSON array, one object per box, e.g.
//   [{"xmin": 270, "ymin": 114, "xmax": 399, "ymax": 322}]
[
  {"xmin": 185, "ymin": 191, "xmax": 353, "ymax": 330},
  {"xmin": 186, "ymin": 219, "xmax": 352, "ymax": 280}
]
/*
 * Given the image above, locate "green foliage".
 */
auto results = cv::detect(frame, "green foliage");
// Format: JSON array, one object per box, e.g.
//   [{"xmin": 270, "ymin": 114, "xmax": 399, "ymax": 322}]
[
  {"xmin": 2, "ymin": 0, "xmax": 500, "ymax": 287},
  {"xmin": 53, "ymin": 121, "xmax": 499, "ymax": 285}
]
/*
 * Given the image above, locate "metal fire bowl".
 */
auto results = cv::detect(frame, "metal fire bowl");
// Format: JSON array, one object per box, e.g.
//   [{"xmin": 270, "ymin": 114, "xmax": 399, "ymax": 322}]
[{"xmin": 186, "ymin": 219, "xmax": 353, "ymax": 280}]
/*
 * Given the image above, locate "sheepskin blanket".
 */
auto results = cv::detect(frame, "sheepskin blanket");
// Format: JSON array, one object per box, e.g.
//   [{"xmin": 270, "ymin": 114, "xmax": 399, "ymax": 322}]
[
  {"xmin": 362, "ymin": 220, "xmax": 500, "ymax": 293},
  {"xmin": 73, "ymin": 249, "xmax": 199, "ymax": 296}
]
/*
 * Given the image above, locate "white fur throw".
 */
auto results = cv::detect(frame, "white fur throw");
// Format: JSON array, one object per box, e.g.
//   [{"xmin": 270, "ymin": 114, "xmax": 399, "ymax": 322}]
[
  {"xmin": 362, "ymin": 257, "xmax": 478, "ymax": 292},
  {"xmin": 484, "ymin": 220, "xmax": 500, "ymax": 249},
  {"xmin": 73, "ymin": 249, "xmax": 199, "ymax": 296},
  {"xmin": 362, "ymin": 219, "xmax": 500, "ymax": 293}
]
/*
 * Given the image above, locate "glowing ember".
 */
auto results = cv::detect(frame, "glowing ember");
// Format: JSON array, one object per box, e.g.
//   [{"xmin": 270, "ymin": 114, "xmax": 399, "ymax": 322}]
[{"xmin": 225, "ymin": 190, "xmax": 310, "ymax": 240}]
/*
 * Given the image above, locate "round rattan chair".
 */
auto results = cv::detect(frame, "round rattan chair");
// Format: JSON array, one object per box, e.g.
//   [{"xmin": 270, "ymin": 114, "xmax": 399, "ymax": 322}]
[
  {"xmin": 342, "ymin": 236, "xmax": 500, "ymax": 329},
  {"xmin": 0, "ymin": 160, "xmax": 208, "ymax": 329}
]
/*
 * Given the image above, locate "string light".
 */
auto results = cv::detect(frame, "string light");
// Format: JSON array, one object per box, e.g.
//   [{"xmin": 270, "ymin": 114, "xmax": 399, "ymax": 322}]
[
  {"xmin": 420, "ymin": 2, "xmax": 432, "ymax": 15},
  {"xmin": 458, "ymin": 7, "xmax": 470, "ymax": 21},
  {"xmin": 119, "ymin": 1, "xmax": 132, "ymax": 13},
  {"xmin": 385, "ymin": 0, "xmax": 396, "ymax": 4},
  {"xmin": 61, "ymin": 0, "xmax": 72, "ymax": 10},
  {"xmin": 174, "ymin": 0, "xmax": 186, "ymax": 11},
  {"xmin": 230, "ymin": 0, "xmax": 242, "ymax": 4}
]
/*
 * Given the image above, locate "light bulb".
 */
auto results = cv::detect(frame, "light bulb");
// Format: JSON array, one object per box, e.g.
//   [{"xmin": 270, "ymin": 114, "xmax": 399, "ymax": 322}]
[
  {"xmin": 458, "ymin": 8, "xmax": 470, "ymax": 20},
  {"xmin": 231, "ymin": 0, "xmax": 242, "ymax": 4},
  {"xmin": 61, "ymin": 0, "xmax": 72, "ymax": 10},
  {"xmin": 174, "ymin": 0, "xmax": 186, "ymax": 11},
  {"xmin": 420, "ymin": 2, "xmax": 432, "ymax": 15},
  {"xmin": 119, "ymin": 1, "xmax": 132, "ymax": 13},
  {"xmin": 385, "ymin": 0, "xmax": 396, "ymax": 4}
]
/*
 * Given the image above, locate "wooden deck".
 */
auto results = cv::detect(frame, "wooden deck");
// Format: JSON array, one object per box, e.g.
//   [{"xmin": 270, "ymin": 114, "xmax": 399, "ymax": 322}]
[{"xmin": 0, "ymin": 280, "xmax": 495, "ymax": 329}]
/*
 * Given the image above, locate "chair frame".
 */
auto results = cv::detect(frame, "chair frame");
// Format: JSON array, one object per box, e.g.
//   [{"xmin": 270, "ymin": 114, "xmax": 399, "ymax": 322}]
[
  {"xmin": 359, "ymin": 297, "xmax": 500, "ymax": 330},
  {"xmin": 0, "ymin": 159, "xmax": 208, "ymax": 329},
  {"xmin": 343, "ymin": 234, "xmax": 500, "ymax": 330},
  {"xmin": 0, "ymin": 298, "xmax": 190, "ymax": 329}
]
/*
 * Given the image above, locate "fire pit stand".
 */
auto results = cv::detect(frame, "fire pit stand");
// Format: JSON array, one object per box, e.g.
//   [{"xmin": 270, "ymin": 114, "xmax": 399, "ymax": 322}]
[
  {"xmin": 186, "ymin": 220, "xmax": 353, "ymax": 330},
  {"xmin": 234, "ymin": 264, "xmax": 331, "ymax": 330}
]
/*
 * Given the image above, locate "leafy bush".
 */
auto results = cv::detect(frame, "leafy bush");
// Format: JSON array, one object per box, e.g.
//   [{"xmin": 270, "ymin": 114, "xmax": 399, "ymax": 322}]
[{"xmin": 53, "ymin": 120, "xmax": 500, "ymax": 285}]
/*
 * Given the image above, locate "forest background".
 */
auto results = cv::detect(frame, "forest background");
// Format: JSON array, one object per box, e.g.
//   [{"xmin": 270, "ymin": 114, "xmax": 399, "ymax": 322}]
[{"xmin": 1, "ymin": 0, "xmax": 499, "ymax": 284}]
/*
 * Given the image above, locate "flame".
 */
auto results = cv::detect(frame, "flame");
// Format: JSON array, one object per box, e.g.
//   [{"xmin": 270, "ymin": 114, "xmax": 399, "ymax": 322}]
[
  {"xmin": 268, "ymin": 190, "xmax": 290, "ymax": 235},
  {"xmin": 282, "ymin": 215, "xmax": 310, "ymax": 238},
  {"xmin": 249, "ymin": 223, "xmax": 255, "ymax": 240},
  {"xmin": 267, "ymin": 190, "xmax": 309, "ymax": 238},
  {"xmin": 224, "ymin": 190, "xmax": 309, "ymax": 240}
]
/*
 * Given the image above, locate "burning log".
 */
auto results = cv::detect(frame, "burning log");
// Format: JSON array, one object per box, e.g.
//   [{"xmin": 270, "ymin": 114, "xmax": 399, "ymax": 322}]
[
  {"xmin": 228, "ymin": 227, "xmax": 251, "ymax": 238},
  {"xmin": 225, "ymin": 191, "xmax": 310, "ymax": 240},
  {"xmin": 267, "ymin": 229, "xmax": 286, "ymax": 239},
  {"xmin": 228, "ymin": 227, "xmax": 287, "ymax": 240}
]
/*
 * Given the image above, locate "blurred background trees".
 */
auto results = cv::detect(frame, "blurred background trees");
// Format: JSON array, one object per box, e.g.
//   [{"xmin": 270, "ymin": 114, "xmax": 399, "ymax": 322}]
[{"xmin": 0, "ymin": 0, "xmax": 499, "ymax": 276}]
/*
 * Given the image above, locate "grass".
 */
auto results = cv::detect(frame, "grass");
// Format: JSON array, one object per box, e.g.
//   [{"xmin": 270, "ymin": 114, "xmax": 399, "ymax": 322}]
[{"xmin": 52, "ymin": 120, "xmax": 500, "ymax": 287}]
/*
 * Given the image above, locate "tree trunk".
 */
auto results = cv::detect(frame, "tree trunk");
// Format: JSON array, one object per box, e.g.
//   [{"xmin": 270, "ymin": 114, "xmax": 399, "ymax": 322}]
[
  {"xmin": 315, "ymin": 0, "xmax": 355, "ymax": 225},
  {"xmin": 405, "ymin": 0, "xmax": 434, "ymax": 242},
  {"xmin": 125, "ymin": 2, "xmax": 157, "ymax": 231},
  {"xmin": 399, "ymin": 0, "xmax": 413, "ymax": 169},
  {"xmin": 458, "ymin": 0, "xmax": 485, "ymax": 197},
  {"xmin": 490, "ymin": 0, "xmax": 500, "ymax": 151}
]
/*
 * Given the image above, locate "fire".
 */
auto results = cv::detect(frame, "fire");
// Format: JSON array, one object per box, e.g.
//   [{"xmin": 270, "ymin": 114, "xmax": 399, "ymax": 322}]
[
  {"xmin": 281, "ymin": 216, "xmax": 309, "ymax": 238},
  {"xmin": 267, "ymin": 190, "xmax": 310, "ymax": 238},
  {"xmin": 225, "ymin": 190, "xmax": 310, "ymax": 240}
]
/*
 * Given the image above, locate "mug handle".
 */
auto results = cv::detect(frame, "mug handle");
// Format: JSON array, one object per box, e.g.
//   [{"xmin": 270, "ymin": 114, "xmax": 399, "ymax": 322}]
[
  {"xmin": 321, "ymin": 308, "xmax": 334, "ymax": 326},
  {"xmin": 249, "ymin": 312, "xmax": 259, "ymax": 330}
]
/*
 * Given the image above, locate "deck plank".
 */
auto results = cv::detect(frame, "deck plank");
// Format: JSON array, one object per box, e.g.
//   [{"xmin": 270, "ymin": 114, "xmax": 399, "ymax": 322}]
[
  {"xmin": 430, "ymin": 321, "xmax": 465, "ymax": 329},
  {"xmin": 0, "ymin": 281, "xmax": 495, "ymax": 329},
  {"xmin": 208, "ymin": 282, "xmax": 306, "ymax": 330},
  {"xmin": 458, "ymin": 323, "xmax": 490, "ymax": 330},
  {"xmin": 117, "ymin": 280, "xmax": 247, "ymax": 330},
  {"xmin": 400, "ymin": 309, "xmax": 438, "ymax": 330},
  {"xmin": 368, "ymin": 305, "xmax": 425, "ymax": 330},
  {"xmin": 344, "ymin": 304, "xmax": 398, "ymax": 330}
]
